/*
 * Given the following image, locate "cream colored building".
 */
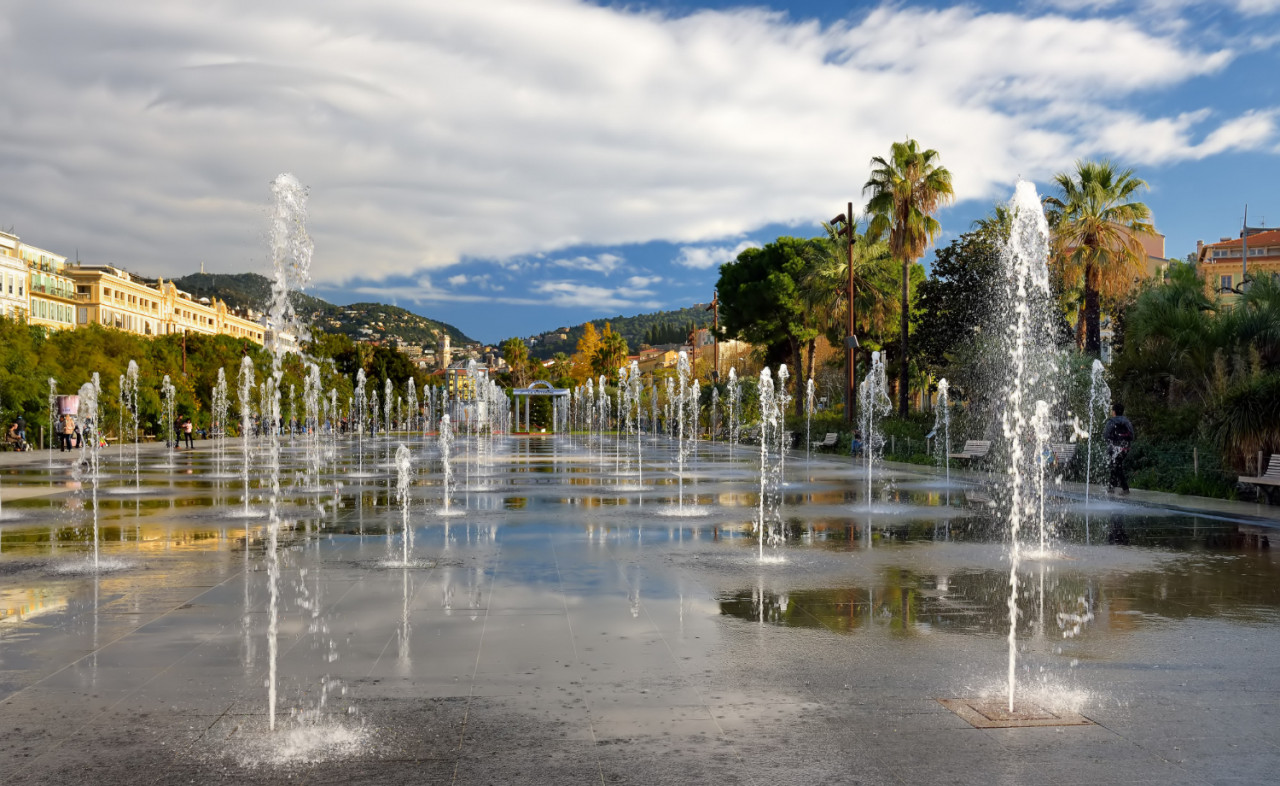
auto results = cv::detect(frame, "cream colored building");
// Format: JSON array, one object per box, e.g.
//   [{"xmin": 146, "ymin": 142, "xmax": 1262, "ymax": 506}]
[
  {"xmin": 0, "ymin": 231, "xmax": 28, "ymax": 320},
  {"xmin": 19, "ymin": 237, "xmax": 75, "ymax": 331},
  {"xmin": 69, "ymin": 265, "xmax": 264, "ymax": 343}
]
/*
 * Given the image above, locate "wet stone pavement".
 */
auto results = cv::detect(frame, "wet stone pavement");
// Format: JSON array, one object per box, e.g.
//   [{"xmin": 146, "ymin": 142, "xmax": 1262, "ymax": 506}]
[{"xmin": 1, "ymin": 435, "xmax": 1278, "ymax": 784}]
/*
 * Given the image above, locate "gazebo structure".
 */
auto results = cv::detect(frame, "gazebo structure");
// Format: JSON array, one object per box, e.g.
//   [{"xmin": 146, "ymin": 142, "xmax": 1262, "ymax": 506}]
[{"xmin": 511, "ymin": 379, "xmax": 570, "ymax": 433}]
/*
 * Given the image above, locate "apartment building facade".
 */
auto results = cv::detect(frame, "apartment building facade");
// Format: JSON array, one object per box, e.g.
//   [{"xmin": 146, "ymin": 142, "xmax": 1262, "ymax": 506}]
[
  {"xmin": 15, "ymin": 234, "xmax": 76, "ymax": 331},
  {"xmin": 1196, "ymin": 228, "xmax": 1280, "ymax": 299},
  {"xmin": 68, "ymin": 265, "xmax": 265, "ymax": 344},
  {"xmin": 0, "ymin": 231, "xmax": 27, "ymax": 319}
]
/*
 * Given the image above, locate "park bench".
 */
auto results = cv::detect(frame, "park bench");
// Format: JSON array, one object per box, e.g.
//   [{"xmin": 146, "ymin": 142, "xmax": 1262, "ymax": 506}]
[
  {"xmin": 948, "ymin": 440, "xmax": 992, "ymax": 463},
  {"xmin": 1239, "ymin": 454, "xmax": 1280, "ymax": 504},
  {"xmin": 1048, "ymin": 443, "xmax": 1076, "ymax": 467},
  {"xmin": 811, "ymin": 432, "xmax": 838, "ymax": 451}
]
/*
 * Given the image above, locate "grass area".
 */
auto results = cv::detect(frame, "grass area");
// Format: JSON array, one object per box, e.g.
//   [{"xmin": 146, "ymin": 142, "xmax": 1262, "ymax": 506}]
[{"xmin": 787, "ymin": 411, "xmax": 1244, "ymax": 500}]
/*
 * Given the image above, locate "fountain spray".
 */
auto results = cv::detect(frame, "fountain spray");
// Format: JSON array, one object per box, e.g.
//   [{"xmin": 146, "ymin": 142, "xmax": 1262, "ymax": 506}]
[
  {"xmin": 238, "ymin": 356, "xmax": 255, "ymax": 517},
  {"xmin": 395, "ymin": 444, "xmax": 413, "ymax": 564},
  {"xmin": 75, "ymin": 382, "xmax": 101, "ymax": 570},
  {"xmin": 998, "ymin": 181, "xmax": 1059, "ymax": 712}
]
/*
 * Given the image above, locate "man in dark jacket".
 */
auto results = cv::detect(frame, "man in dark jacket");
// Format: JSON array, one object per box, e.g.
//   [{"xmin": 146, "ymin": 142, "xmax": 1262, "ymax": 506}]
[{"xmin": 1103, "ymin": 403, "xmax": 1135, "ymax": 495}]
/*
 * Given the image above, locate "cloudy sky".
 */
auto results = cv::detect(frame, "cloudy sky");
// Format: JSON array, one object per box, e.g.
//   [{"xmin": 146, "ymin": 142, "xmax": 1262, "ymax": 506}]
[{"xmin": 3, "ymin": 0, "xmax": 1278, "ymax": 343}]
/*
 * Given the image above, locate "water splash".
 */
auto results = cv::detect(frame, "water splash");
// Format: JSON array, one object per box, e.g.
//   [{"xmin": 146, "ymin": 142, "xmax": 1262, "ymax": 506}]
[
  {"xmin": 860, "ymin": 351, "xmax": 892, "ymax": 510},
  {"xmin": 1083, "ymin": 359, "xmax": 1111, "ymax": 514},
  {"xmin": 238, "ymin": 357, "xmax": 256, "ymax": 517},
  {"xmin": 439, "ymin": 414, "xmax": 455, "ymax": 516},
  {"xmin": 395, "ymin": 444, "xmax": 413, "ymax": 564},
  {"xmin": 933, "ymin": 378, "xmax": 951, "ymax": 499},
  {"xmin": 74, "ymin": 382, "xmax": 101, "ymax": 571},
  {"xmin": 266, "ymin": 173, "xmax": 313, "ymax": 374},
  {"xmin": 998, "ymin": 180, "xmax": 1060, "ymax": 712}
]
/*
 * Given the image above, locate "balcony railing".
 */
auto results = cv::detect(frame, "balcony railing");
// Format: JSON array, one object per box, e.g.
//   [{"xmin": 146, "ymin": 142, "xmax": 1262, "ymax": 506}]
[{"xmin": 29, "ymin": 283, "xmax": 75, "ymax": 299}]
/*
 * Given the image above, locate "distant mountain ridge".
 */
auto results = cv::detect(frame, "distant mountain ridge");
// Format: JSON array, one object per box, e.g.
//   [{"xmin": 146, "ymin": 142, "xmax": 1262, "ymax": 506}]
[
  {"xmin": 168, "ymin": 272, "xmax": 476, "ymax": 348},
  {"xmin": 524, "ymin": 305, "xmax": 714, "ymax": 360}
]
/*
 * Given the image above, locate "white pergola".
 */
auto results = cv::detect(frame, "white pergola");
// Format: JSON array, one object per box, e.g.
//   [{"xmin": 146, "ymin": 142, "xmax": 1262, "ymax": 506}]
[{"xmin": 511, "ymin": 380, "xmax": 570, "ymax": 433}]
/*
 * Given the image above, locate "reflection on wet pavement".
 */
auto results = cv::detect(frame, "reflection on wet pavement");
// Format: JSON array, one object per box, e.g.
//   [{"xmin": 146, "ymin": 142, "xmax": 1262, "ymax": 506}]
[{"xmin": 1, "ymin": 435, "xmax": 1278, "ymax": 784}]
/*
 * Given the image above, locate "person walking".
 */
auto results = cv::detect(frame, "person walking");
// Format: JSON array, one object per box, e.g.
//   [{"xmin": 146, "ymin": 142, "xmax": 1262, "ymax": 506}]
[
  {"xmin": 1103, "ymin": 403, "xmax": 1135, "ymax": 495},
  {"xmin": 183, "ymin": 416, "xmax": 194, "ymax": 449}
]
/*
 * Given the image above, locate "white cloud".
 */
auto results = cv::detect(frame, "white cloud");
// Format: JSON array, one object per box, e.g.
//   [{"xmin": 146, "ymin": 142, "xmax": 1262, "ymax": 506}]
[
  {"xmin": 674, "ymin": 241, "xmax": 760, "ymax": 269},
  {"xmin": 1086, "ymin": 108, "xmax": 1279, "ymax": 163},
  {"xmin": 551, "ymin": 253, "xmax": 625, "ymax": 274},
  {"xmin": 447, "ymin": 274, "xmax": 468, "ymax": 287},
  {"xmin": 1041, "ymin": 0, "xmax": 1280, "ymax": 15},
  {"xmin": 531, "ymin": 280, "xmax": 662, "ymax": 311},
  {"xmin": 0, "ymin": 0, "xmax": 1275, "ymax": 294},
  {"xmin": 352, "ymin": 275, "xmax": 537, "ymax": 306}
]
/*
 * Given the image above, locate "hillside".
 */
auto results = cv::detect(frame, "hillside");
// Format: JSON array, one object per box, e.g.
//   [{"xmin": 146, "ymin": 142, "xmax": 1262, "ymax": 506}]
[
  {"xmin": 525, "ymin": 305, "xmax": 714, "ymax": 360},
  {"xmin": 168, "ymin": 272, "xmax": 476, "ymax": 348}
]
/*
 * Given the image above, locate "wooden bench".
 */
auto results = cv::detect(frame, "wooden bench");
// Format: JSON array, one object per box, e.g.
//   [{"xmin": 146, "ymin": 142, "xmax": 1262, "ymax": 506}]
[
  {"xmin": 810, "ymin": 432, "xmax": 838, "ymax": 450},
  {"xmin": 1239, "ymin": 454, "xmax": 1280, "ymax": 504},
  {"xmin": 948, "ymin": 440, "xmax": 992, "ymax": 462}
]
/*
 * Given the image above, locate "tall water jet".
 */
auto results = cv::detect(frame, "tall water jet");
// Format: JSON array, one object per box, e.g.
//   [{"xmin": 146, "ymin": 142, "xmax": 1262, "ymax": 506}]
[
  {"xmin": 122, "ymin": 361, "xmax": 140, "ymax": 487},
  {"xmin": 264, "ymin": 172, "xmax": 314, "ymax": 731},
  {"xmin": 727, "ymin": 367, "xmax": 740, "ymax": 455},
  {"xmin": 675, "ymin": 352, "xmax": 690, "ymax": 510},
  {"xmin": 1084, "ymin": 359, "xmax": 1111, "ymax": 508},
  {"xmin": 354, "ymin": 370, "xmax": 367, "ymax": 475},
  {"xmin": 439, "ymin": 414, "xmax": 455, "ymax": 516},
  {"xmin": 663, "ymin": 377, "xmax": 674, "ymax": 440},
  {"xmin": 238, "ymin": 356, "xmax": 256, "ymax": 516},
  {"xmin": 384, "ymin": 378, "xmax": 393, "ymax": 437},
  {"xmin": 933, "ymin": 378, "xmax": 952, "ymax": 499},
  {"xmin": 407, "ymin": 379, "xmax": 418, "ymax": 436},
  {"xmin": 997, "ymin": 181, "xmax": 1061, "ymax": 712},
  {"xmin": 261, "ymin": 375, "xmax": 282, "ymax": 729},
  {"xmin": 648, "ymin": 382, "xmax": 658, "ymax": 444},
  {"xmin": 1031, "ymin": 400, "xmax": 1053, "ymax": 554},
  {"xmin": 266, "ymin": 173, "xmax": 313, "ymax": 375},
  {"xmin": 395, "ymin": 444, "xmax": 413, "ymax": 565},
  {"xmin": 304, "ymin": 364, "xmax": 322, "ymax": 492},
  {"xmin": 776, "ymin": 365, "xmax": 790, "ymax": 481},
  {"xmin": 629, "ymin": 360, "xmax": 642, "ymax": 489},
  {"xmin": 75, "ymin": 382, "xmax": 101, "ymax": 570},
  {"xmin": 756, "ymin": 368, "xmax": 780, "ymax": 561},
  {"xmin": 47, "ymin": 378, "xmax": 57, "ymax": 465},
  {"xmin": 860, "ymin": 352, "xmax": 892, "ymax": 508},
  {"xmin": 805, "ymin": 377, "xmax": 814, "ymax": 463},
  {"xmin": 710, "ymin": 387, "xmax": 719, "ymax": 443},
  {"xmin": 213, "ymin": 368, "xmax": 229, "ymax": 477},
  {"xmin": 161, "ymin": 375, "xmax": 176, "ymax": 459}
]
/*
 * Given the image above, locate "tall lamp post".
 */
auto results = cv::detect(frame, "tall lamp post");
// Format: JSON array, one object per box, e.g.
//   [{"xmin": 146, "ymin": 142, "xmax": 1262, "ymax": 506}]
[
  {"xmin": 706, "ymin": 290, "xmax": 719, "ymax": 382},
  {"xmin": 832, "ymin": 204, "xmax": 857, "ymax": 425}
]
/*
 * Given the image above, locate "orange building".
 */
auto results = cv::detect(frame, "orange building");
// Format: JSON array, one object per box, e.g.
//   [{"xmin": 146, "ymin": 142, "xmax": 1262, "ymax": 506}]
[{"xmin": 1196, "ymin": 228, "xmax": 1280, "ymax": 300}]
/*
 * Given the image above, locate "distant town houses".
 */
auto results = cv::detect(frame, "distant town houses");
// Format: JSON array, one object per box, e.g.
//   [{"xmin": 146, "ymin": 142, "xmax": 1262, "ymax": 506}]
[{"xmin": 1197, "ymin": 227, "xmax": 1280, "ymax": 298}]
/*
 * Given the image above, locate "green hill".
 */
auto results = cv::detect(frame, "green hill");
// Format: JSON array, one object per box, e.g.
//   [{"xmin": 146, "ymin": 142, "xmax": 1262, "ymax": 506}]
[
  {"xmin": 169, "ymin": 272, "xmax": 476, "ymax": 348},
  {"xmin": 525, "ymin": 305, "xmax": 714, "ymax": 360}
]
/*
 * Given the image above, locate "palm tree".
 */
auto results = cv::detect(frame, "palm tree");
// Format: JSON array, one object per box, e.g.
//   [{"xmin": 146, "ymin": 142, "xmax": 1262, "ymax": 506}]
[
  {"xmin": 864, "ymin": 139, "xmax": 954, "ymax": 416},
  {"xmin": 1044, "ymin": 159, "xmax": 1155, "ymax": 354},
  {"xmin": 801, "ymin": 223, "xmax": 894, "ymax": 420}
]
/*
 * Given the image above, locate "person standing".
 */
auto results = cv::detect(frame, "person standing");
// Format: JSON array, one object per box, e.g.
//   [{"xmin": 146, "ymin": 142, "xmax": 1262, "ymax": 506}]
[
  {"xmin": 183, "ymin": 416, "xmax": 194, "ymax": 449},
  {"xmin": 60, "ymin": 414, "xmax": 75, "ymax": 452},
  {"xmin": 1103, "ymin": 403, "xmax": 1135, "ymax": 495}
]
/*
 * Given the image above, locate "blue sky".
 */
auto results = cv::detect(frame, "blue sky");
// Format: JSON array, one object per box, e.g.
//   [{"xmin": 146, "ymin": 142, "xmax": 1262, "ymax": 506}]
[{"xmin": 2, "ymin": 0, "xmax": 1278, "ymax": 344}]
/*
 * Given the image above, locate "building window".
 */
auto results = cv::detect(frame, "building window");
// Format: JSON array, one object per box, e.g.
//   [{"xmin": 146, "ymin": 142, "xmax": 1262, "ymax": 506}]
[{"xmin": 1220, "ymin": 275, "xmax": 1234, "ymax": 291}]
